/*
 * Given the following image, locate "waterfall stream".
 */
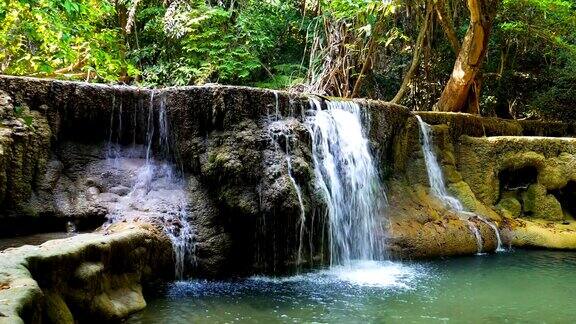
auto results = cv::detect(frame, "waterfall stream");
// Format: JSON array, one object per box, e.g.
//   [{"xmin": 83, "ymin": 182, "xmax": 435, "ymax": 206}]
[
  {"xmin": 105, "ymin": 93, "xmax": 196, "ymax": 279},
  {"xmin": 415, "ymin": 115, "xmax": 503, "ymax": 253},
  {"xmin": 306, "ymin": 99, "xmax": 385, "ymax": 265}
]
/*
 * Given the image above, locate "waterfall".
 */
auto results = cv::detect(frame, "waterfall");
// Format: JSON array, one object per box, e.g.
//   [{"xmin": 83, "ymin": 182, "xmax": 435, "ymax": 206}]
[
  {"xmin": 306, "ymin": 99, "xmax": 385, "ymax": 265},
  {"xmin": 415, "ymin": 115, "xmax": 463, "ymax": 211},
  {"xmin": 286, "ymin": 138, "xmax": 307, "ymax": 266},
  {"xmin": 415, "ymin": 115, "xmax": 504, "ymax": 253},
  {"xmin": 467, "ymin": 219, "xmax": 484, "ymax": 254},
  {"xmin": 105, "ymin": 92, "xmax": 196, "ymax": 279}
]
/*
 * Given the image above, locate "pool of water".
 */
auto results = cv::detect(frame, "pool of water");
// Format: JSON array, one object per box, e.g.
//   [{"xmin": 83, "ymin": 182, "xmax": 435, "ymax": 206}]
[{"xmin": 129, "ymin": 250, "xmax": 576, "ymax": 323}]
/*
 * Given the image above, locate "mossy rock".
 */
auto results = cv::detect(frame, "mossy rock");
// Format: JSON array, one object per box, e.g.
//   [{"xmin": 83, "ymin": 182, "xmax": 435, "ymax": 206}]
[
  {"xmin": 522, "ymin": 184, "xmax": 564, "ymax": 221},
  {"xmin": 442, "ymin": 165, "xmax": 463, "ymax": 183},
  {"xmin": 44, "ymin": 291, "xmax": 74, "ymax": 324},
  {"xmin": 512, "ymin": 219, "xmax": 576, "ymax": 249},
  {"xmin": 538, "ymin": 153, "xmax": 576, "ymax": 190},
  {"xmin": 497, "ymin": 197, "xmax": 522, "ymax": 218},
  {"xmin": 448, "ymin": 181, "xmax": 501, "ymax": 221},
  {"xmin": 448, "ymin": 181, "xmax": 478, "ymax": 211}
]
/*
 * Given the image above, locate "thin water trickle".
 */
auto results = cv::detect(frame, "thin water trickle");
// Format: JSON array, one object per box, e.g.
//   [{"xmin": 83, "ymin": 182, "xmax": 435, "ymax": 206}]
[
  {"xmin": 306, "ymin": 99, "xmax": 385, "ymax": 265},
  {"xmin": 477, "ymin": 215, "xmax": 505, "ymax": 252},
  {"xmin": 415, "ymin": 115, "xmax": 504, "ymax": 253},
  {"xmin": 415, "ymin": 115, "xmax": 463, "ymax": 211},
  {"xmin": 285, "ymin": 138, "xmax": 307, "ymax": 268},
  {"xmin": 104, "ymin": 92, "xmax": 196, "ymax": 279},
  {"xmin": 467, "ymin": 220, "xmax": 484, "ymax": 254},
  {"xmin": 266, "ymin": 92, "xmax": 307, "ymax": 269}
]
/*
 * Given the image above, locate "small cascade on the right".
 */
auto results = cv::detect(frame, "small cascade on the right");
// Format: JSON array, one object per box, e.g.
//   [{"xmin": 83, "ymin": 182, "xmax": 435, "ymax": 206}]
[{"xmin": 415, "ymin": 115, "xmax": 504, "ymax": 253}]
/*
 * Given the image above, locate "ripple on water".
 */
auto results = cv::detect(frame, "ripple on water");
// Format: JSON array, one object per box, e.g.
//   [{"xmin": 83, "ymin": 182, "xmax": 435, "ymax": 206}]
[{"xmin": 129, "ymin": 251, "xmax": 576, "ymax": 324}]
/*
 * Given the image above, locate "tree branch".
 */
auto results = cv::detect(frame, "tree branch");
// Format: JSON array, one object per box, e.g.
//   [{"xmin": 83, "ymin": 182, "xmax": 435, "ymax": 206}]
[{"xmin": 391, "ymin": 4, "xmax": 433, "ymax": 104}]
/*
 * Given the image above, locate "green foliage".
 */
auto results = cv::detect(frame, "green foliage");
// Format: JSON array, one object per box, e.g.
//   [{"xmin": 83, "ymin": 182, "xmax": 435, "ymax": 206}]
[
  {"xmin": 13, "ymin": 106, "xmax": 34, "ymax": 128},
  {"xmin": 481, "ymin": 0, "xmax": 576, "ymax": 119},
  {"xmin": 254, "ymin": 64, "xmax": 306, "ymax": 89},
  {"xmin": 497, "ymin": 0, "xmax": 576, "ymax": 57},
  {"xmin": 1, "ymin": 0, "xmax": 575, "ymax": 121},
  {"xmin": 529, "ymin": 63, "xmax": 576, "ymax": 120},
  {"xmin": 132, "ymin": 0, "xmax": 303, "ymax": 85},
  {"xmin": 0, "ymin": 0, "xmax": 134, "ymax": 81}
]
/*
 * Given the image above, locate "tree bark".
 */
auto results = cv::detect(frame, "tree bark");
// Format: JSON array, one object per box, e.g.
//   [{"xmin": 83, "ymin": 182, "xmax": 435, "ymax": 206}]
[
  {"xmin": 433, "ymin": 0, "xmax": 460, "ymax": 53},
  {"xmin": 435, "ymin": 0, "xmax": 499, "ymax": 112},
  {"xmin": 391, "ymin": 5, "xmax": 432, "ymax": 104}
]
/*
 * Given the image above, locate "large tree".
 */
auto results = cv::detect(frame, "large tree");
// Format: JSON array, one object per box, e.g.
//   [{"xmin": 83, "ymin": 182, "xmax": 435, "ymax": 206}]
[{"xmin": 435, "ymin": 0, "xmax": 500, "ymax": 113}]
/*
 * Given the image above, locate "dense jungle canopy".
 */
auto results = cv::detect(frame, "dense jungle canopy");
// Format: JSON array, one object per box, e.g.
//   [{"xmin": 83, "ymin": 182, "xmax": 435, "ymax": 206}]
[{"xmin": 1, "ymin": 0, "xmax": 575, "ymax": 119}]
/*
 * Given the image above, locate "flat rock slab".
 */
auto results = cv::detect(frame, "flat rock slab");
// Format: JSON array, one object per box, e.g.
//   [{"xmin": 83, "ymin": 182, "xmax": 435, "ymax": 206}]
[{"xmin": 0, "ymin": 224, "xmax": 172, "ymax": 323}]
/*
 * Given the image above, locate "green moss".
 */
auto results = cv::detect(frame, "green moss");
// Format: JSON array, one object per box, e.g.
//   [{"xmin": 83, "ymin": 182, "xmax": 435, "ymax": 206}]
[
  {"xmin": 443, "ymin": 165, "xmax": 463, "ymax": 183},
  {"xmin": 415, "ymin": 112, "xmax": 522, "ymax": 141},
  {"xmin": 497, "ymin": 197, "xmax": 522, "ymax": 218},
  {"xmin": 448, "ymin": 181, "xmax": 501, "ymax": 221},
  {"xmin": 522, "ymin": 184, "xmax": 564, "ymax": 221},
  {"xmin": 538, "ymin": 153, "xmax": 576, "ymax": 190},
  {"xmin": 448, "ymin": 181, "xmax": 479, "ymax": 211}
]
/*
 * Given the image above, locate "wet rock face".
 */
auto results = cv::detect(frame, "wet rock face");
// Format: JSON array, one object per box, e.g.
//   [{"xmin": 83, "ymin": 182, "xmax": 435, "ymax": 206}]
[
  {"xmin": 0, "ymin": 76, "xmax": 331, "ymax": 276},
  {"xmin": 5, "ymin": 74, "xmax": 576, "ymax": 278},
  {"xmin": 0, "ymin": 91, "xmax": 52, "ymax": 227}
]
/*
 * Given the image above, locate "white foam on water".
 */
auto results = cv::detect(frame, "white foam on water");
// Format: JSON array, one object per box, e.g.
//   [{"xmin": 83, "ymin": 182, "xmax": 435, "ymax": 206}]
[
  {"xmin": 250, "ymin": 260, "xmax": 421, "ymax": 290},
  {"xmin": 326, "ymin": 260, "xmax": 419, "ymax": 288}
]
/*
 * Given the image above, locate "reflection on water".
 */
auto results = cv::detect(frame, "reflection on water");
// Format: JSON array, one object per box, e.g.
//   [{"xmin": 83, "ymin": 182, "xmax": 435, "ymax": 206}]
[{"xmin": 129, "ymin": 250, "xmax": 576, "ymax": 323}]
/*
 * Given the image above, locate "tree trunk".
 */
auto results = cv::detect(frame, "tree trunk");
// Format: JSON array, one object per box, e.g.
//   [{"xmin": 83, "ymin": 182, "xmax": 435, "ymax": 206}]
[
  {"xmin": 435, "ymin": 0, "xmax": 499, "ymax": 112},
  {"xmin": 433, "ymin": 0, "xmax": 460, "ymax": 53},
  {"xmin": 391, "ymin": 5, "xmax": 432, "ymax": 104},
  {"xmin": 115, "ymin": 1, "xmax": 129, "ymax": 82}
]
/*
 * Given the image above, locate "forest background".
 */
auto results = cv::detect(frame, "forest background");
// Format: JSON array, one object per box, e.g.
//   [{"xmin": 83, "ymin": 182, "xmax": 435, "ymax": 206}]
[{"xmin": 1, "ymin": 0, "xmax": 575, "ymax": 119}]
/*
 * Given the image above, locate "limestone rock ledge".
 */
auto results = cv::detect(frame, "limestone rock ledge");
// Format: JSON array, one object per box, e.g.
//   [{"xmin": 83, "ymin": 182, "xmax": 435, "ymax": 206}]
[
  {"xmin": 509, "ymin": 218, "xmax": 576, "ymax": 250},
  {"xmin": 0, "ymin": 224, "xmax": 173, "ymax": 324}
]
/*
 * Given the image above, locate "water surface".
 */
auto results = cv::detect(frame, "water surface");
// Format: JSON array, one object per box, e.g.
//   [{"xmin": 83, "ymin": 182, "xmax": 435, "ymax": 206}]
[{"xmin": 129, "ymin": 250, "xmax": 576, "ymax": 323}]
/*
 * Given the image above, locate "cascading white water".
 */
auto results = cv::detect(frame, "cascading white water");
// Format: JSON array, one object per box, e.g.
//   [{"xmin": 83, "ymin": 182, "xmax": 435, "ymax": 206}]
[
  {"xmin": 104, "ymin": 93, "xmax": 196, "ymax": 279},
  {"xmin": 415, "ymin": 115, "xmax": 504, "ymax": 253},
  {"xmin": 415, "ymin": 115, "xmax": 463, "ymax": 211},
  {"xmin": 306, "ymin": 99, "xmax": 385, "ymax": 265}
]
